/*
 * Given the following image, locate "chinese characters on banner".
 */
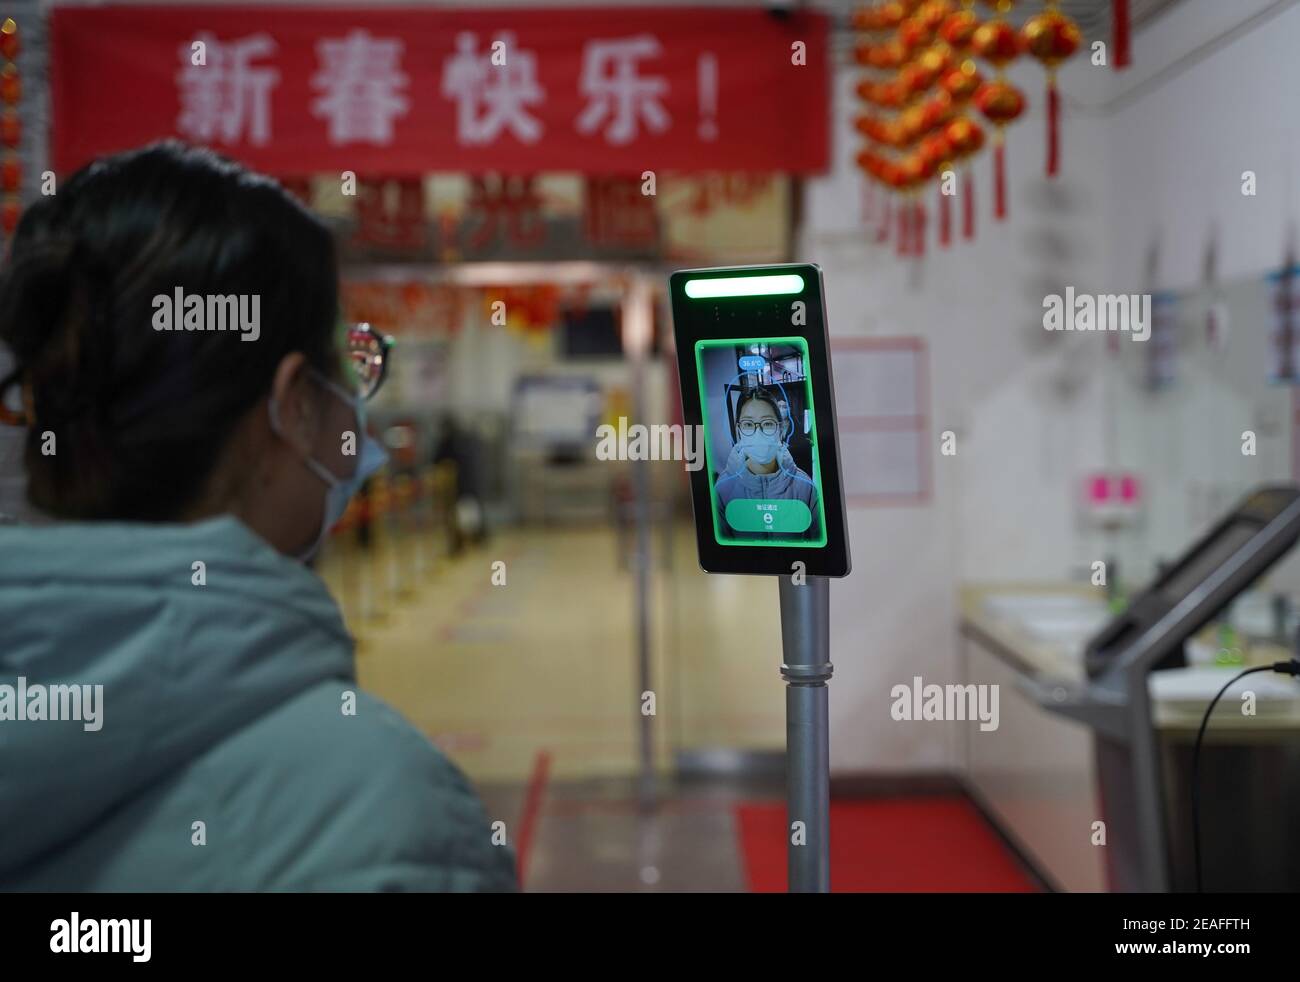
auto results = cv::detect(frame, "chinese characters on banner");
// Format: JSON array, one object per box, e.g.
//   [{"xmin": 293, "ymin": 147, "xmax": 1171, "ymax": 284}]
[{"xmin": 50, "ymin": 7, "xmax": 829, "ymax": 176}]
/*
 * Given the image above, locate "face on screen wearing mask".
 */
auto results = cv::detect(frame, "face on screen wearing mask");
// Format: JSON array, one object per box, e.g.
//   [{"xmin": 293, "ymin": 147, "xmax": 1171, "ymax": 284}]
[{"xmin": 735, "ymin": 397, "xmax": 786, "ymax": 475}]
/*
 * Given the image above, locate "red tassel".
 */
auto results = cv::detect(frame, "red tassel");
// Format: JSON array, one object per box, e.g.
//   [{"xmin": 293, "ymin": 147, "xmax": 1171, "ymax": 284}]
[
  {"xmin": 1047, "ymin": 77, "xmax": 1060, "ymax": 178},
  {"xmin": 1114, "ymin": 0, "xmax": 1131, "ymax": 69},
  {"xmin": 897, "ymin": 198, "xmax": 908, "ymax": 256},
  {"xmin": 939, "ymin": 185, "xmax": 951, "ymax": 248},
  {"xmin": 963, "ymin": 169, "xmax": 975, "ymax": 240},
  {"xmin": 915, "ymin": 200, "xmax": 926, "ymax": 257},
  {"xmin": 994, "ymin": 138, "xmax": 1007, "ymax": 221},
  {"xmin": 877, "ymin": 196, "xmax": 891, "ymax": 244}
]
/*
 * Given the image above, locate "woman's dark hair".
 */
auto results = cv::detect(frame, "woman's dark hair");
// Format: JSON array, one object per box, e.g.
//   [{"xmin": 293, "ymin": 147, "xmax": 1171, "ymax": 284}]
[{"xmin": 0, "ymin": 141, "xmax": 338, "ymax": 520}]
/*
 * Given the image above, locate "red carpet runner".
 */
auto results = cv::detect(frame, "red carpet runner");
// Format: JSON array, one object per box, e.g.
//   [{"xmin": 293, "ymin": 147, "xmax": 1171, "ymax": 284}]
[{"xmin": 736, "ymin": 796, "xmax": 1041, "ymax": 892}]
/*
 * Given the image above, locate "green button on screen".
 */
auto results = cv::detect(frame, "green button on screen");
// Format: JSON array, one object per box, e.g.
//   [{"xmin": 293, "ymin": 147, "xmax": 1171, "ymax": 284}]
[{"xmin": 725, "ymin": 498, "xmax": 812, "ymax": 534}]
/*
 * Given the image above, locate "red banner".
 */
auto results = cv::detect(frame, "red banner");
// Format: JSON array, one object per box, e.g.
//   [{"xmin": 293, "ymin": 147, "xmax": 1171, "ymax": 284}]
[{"xmin": 50, "ymin": 6, "xmax": 829, "ymax": 177}]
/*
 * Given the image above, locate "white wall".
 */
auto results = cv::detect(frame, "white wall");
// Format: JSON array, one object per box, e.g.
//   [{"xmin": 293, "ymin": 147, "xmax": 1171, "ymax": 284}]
[{"xmin": 806, "ymin": 0, "xmax": 1297, "ymax": 774}]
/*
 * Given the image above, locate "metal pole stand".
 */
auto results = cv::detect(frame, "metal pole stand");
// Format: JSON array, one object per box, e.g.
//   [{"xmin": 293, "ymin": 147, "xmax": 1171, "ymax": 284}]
[{"xmin": 778, "ymin": 574, "xmax": 832, "ymax": 892}]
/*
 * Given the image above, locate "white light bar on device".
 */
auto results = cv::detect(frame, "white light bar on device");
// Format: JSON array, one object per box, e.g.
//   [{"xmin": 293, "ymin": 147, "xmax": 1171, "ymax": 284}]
[{"xmin": 684, "ymin": 273, "xmax": 805, "ymax": 299}]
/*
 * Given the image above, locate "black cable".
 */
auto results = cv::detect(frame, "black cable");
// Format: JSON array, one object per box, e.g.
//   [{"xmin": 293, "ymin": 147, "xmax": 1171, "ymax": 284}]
[{"xmin": 1192, "ymin": 660, "xmax": 1300, "ymax": 892}]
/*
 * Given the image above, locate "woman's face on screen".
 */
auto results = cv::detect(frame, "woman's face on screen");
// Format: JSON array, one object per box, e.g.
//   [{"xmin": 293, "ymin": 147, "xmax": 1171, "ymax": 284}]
[{"xmin": 737, "ymin": 399, "xmax": 781, "ymax": 439}]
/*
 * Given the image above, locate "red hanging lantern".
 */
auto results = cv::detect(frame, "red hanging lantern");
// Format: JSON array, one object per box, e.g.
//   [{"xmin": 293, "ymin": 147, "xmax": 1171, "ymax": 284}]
[
  {"xmin": 899, "ymin": 15, "xmax": 936, "ymax": 55},
  {"xmin": 939, "ymin": 58, "xmax": 983, "ymax": 105},
  {"xmin": 1, "ymin": 111, "xmax": 18, "ymax": 149},
  {"xmin": 917, "ymin": 0, "xmax": 956, "ymax": 33},
  {"xmin": 943, "ymin": 115, "xmax": 985, "ymax": 239},
  {"xmin": 854, "ymin": 114, "xmax": 886, "ymax": 144},
  {"xmin": 940, "ymin": 0, "xmax": 981, "ymax": 51},
  {"xmin": 0, "ymin": 66, "xmax": 19, "ymax": 106},
  {"xmin": 918, "ymin": 41, "xmax": 956, "ymax": 80},
  {"xmin": 858, "ymin": 37, "xmax": 910, "ymax": 70},
  {"xmin": 863, "ymin": 78, "xmax": 907, "ymax": 111},
  {"xmin": 973, "ymin": 79, "xmax": 1025, "ymax": 219},
  {"xmin": 869, "ymin": 1, "xmax": 910, "ymax": 32},
  {"xmin": 1022, "ymin": 2, "xmax": 1081, "ymax": 177},
  {"xmin": 0, "ymin": 18, "xmax": 18, "ymax": 61},
  {"xmin": 1, "ymin": 158, "xmax": 18, "ymax": 193},
  {"xmin": 921, "ymin": 90, "xmax": 955, "ymax": 131},
  {"xmin": 972, "ymin": 0, "xmax": 1025, "ymax": 221},
  {"xmin": 897, "ymin": 60, "xmax": 938, "ymax": 100},
  {"xmin": 852, "ymin": 4, "xmax": 896, "ymax": 34},
  {"xmin": 918, "ymin": 131, "xmax": 954, "ymax": 177}
]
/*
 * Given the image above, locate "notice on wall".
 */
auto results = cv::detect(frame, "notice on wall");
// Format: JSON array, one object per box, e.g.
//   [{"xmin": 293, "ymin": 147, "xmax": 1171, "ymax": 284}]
[{"xmin": 831, "ymin": 338, "xmax": 929, "ymax": 506}]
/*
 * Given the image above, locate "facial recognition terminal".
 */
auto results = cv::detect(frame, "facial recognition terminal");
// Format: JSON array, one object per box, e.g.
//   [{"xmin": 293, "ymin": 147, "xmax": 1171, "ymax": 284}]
[
  {"xmin": 1027, "ymin": 485, "xmax": 1300, "ymax": 892},
  {"xmin": 670, "ymin": 263, "xmax": 849, "ymax": 894},
  {"xmin": 669, "ymin": 263, "xmax": 850, "ymax": 578}
]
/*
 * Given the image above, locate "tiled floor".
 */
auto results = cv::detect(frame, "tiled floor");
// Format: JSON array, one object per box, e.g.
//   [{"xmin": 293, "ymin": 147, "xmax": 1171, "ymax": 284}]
[
  {"xmin": 324, "ymin": 521, "xmax": 785, "ymax": 784},
  {"xmin": 486, "ymin": 775, "xmax": 773, "ymax": 892},
  {"xmin": 318, "ymin": 521, "xmax": 1037, "ymax": 892},
  {"xmin": 317, "ymin": 520, "xmax": 790, "ymax": 890}
]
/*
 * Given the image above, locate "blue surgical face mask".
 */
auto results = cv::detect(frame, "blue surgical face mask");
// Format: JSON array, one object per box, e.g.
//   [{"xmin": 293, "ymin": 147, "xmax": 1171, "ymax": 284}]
[
  {"xmin": 269, "ymin": 368, "xmax": 388, "ymax": 562},
  {"xmin": 738, "ymin": 431, "xmax": 781, "ymax": 466}
]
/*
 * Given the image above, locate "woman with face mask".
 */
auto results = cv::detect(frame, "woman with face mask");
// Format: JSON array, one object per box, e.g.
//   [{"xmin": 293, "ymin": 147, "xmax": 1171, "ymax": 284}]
[
  {"xmin": 715, "ymin": 388, "xmax": 821, "ymax": 541},
  {"xmin": 0, "ymin": 143, "xmax": 516, "ymax": 892}
]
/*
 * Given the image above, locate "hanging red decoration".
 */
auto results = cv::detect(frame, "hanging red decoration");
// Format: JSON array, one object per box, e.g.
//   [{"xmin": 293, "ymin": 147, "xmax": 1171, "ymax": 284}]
[
  {"xmin": 972, "ymin": 3, "xmax": 1023, "ymax": 65},
  {"xmin": 916, "ymin": 41, "xmax": 955, "ymax": 82},
  {"xmin": 940, "ymin": 59, "xmax": 983, "ymax": 105},
  {"xmin": 898, "ymin": 14, "xmax": 936, "ymax": 54},
  {"xmin": 853, "ymin": 1, "xmax": 910, "ymax": 33},
  {"xmin": 1, "ymin": 111, "xmax": 17, "ymax": 149},
  {"xmin": 940, "ymin": 0, "xmax": 981, "ymax": 51},
  {"xmin": 973, "ymin": 79, "xmax": 1025, "ymax": 219},
  {"xmin": 972, "ymin": 1, "xmax": 1025, "ymax": 222},
  {"xmin": 857, "ymin": 78, "xmax": 908, "ymax": 111},
  {"xmin": 1022, "ymin": 2, "xmax": 1081, "ymax": 178},
  {"xmin": 1, "ymin": 18, "xmax": 18, "ymax": 243},
  {"xmin": 943, "ymin": 115, "xmax": 985, "ymax": 239},
  {"xmin": 898, "ymin": 60, "xmax": 939, "ymax": 100},
  {"xmin": 852, "ymin": 2, "xmax": 959, "ymax": 256},
  {"xmin": 857, "ymin": 37, "xmax": 910, "ymax": 71},
  {"xmin": 917, "ymin": 0, "xmax": 956, "ymax": 34},
  {"xmin": 1113, "ymin": 0, "xmax": 1131, "ymax": 69},
  {"xmin": 878, "ymin": 194, "xmax": 892, "ymax": 243},
  {"xmin": 0, "ymin": 67, "xmax": 19, "ymax": 106},
  {"xmin": 900, "ymin": 150, "xmax": 937, "ymax": 259},
  {"xmin": 897, "ymin": 192, "xmax": 911, "ymax": 256},
  {"xmin": 920, "ymin": 130, "xmax": 955, "ymax": 248},
  {"xmin": 0, "ymin": 21, "xmax": 18, "ymax": 61}
]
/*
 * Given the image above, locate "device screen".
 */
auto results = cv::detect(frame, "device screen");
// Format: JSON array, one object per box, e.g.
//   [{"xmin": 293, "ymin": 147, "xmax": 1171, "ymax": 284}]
[
  {"xmin": 696, "ymin": 337, "xmax": 826, "ymax": 546},
  {"xmin": 670, "ymin": 264, "xmax": 849, "ymax": 578}
]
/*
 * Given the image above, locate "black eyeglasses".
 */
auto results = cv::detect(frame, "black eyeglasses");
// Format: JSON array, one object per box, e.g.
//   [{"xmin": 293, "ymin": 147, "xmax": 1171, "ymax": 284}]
[
  {"xmin": 343, "ymin": 322, "xmax": 394, "ymax": 401},
  {"xmin": 737, "ymin": 418, "xmax": 780, "ymax": 437}
]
